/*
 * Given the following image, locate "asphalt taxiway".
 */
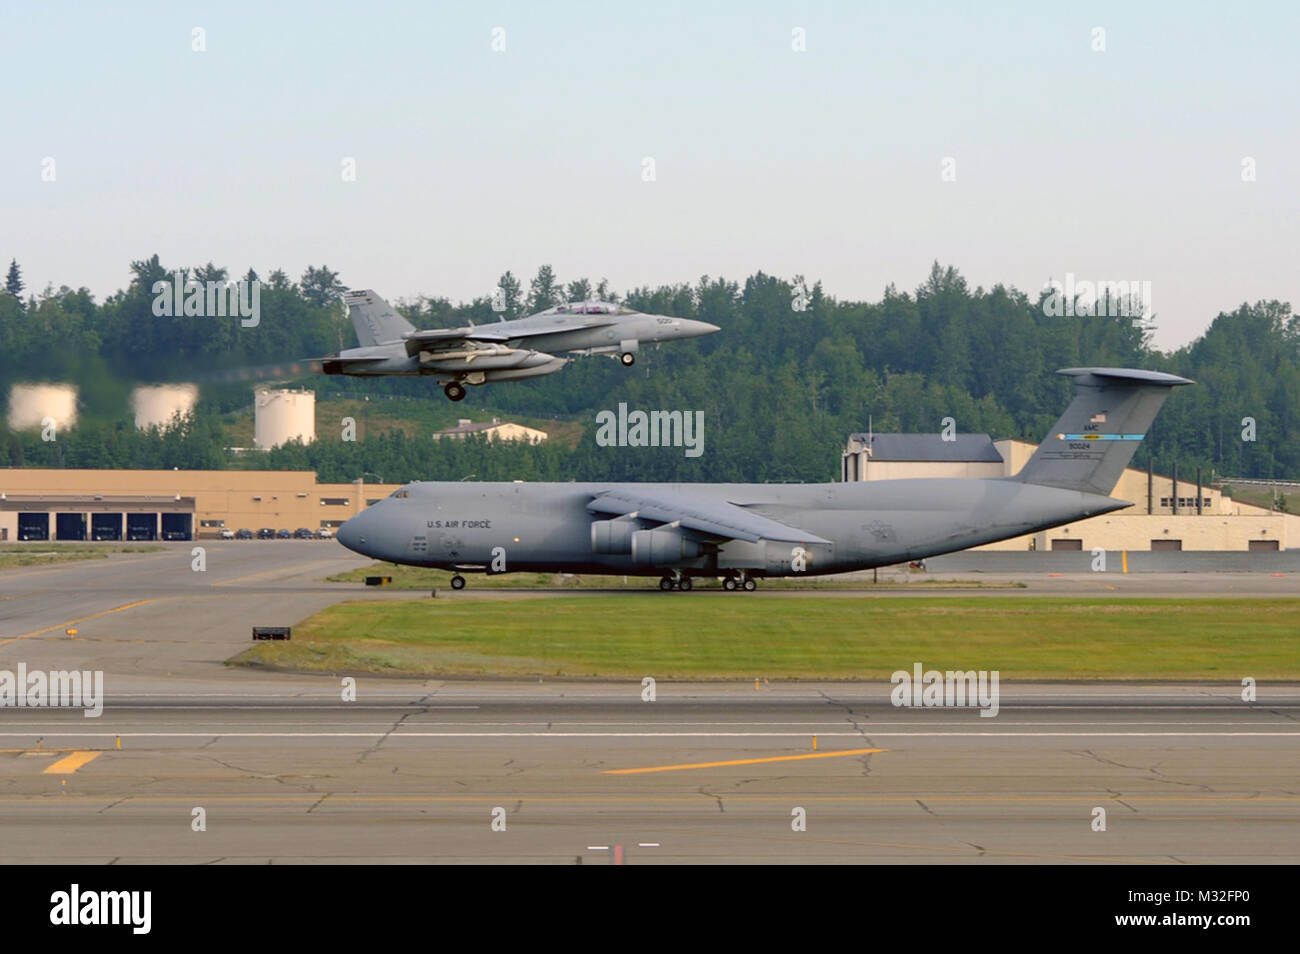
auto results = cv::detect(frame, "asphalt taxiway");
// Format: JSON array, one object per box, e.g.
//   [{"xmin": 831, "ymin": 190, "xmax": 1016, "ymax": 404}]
[{"xmin": 0, "ymin": 544, "xmax": 1296, "ymax": 863}]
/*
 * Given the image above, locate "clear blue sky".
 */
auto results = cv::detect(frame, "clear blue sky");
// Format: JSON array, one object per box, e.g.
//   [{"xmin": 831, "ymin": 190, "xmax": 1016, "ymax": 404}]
[{"xmin": 2, "ymin": 1, "xmax": 1296, "ymax": 348}]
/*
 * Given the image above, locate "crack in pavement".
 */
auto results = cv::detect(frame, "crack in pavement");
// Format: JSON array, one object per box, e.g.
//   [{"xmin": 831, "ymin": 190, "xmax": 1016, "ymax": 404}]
[{"xmin": 358, "ymin": 710, "xmax": 414, "ymax": 763}]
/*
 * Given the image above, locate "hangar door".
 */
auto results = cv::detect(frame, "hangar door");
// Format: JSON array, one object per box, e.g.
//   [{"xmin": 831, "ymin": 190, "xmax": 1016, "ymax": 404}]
[
  {"xmin": 18, "ymin": 513, "xmax": 49, "ymax": 541},
  {"xmin": 126, "ymin": 513, "xmax": 157, "ymax": 541},
  {"xmin": 91, "ymin": 513, "xmax": 123, "ymax": 541},
  {"xmin": 55, "ymin": 512, "xmax": 87, "ymax": 541},
  {"xmin": 160, "ymin": 513, "xmax": 192, "ymax": 541}
]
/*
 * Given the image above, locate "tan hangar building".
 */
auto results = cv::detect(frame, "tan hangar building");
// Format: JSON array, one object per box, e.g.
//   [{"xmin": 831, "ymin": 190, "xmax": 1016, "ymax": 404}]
[
  {"xmin": 0, "ymin": 469, "xmax": 400, "ymax": 542},
  {"xmin": 842, "ymin": 433, "xmax": 1298, "ymax": 552}
]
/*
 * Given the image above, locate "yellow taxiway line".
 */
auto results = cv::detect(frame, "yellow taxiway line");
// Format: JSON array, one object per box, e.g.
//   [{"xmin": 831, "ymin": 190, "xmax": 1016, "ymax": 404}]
[
  {"xmin": 603, "ymin": 747, "xmax": 886, "ymax": 774},
  {"xmin": 42, "ymin": 751, "xmax": 102, "ymax": 774},
  {"xmin": 0, "ymin": 599, "xmax": 156, "ymax": 647}
]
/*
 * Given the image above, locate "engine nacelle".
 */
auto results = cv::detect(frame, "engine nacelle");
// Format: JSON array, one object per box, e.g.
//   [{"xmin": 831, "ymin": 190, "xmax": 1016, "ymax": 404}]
[
  {"xmin": 631, "ymin": 527, "xmax": 702, "ymax": 567},
  {"xmin": 591, "ymin": 519, "xmax": 635, "ymax": 555}
]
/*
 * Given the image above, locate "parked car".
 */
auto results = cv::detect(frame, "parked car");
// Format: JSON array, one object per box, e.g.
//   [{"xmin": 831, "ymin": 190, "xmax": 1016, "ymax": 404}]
[
  {"xmin": 316, "ymin": 527, "xmax": 335, "ymax": 539},
  {"xmin": 219, "ymin": 528, "xmax": 236, "ymax": 539},
  {"xmin": 235, "ymin": 528, "xmax": 254, "ymax": 540},
  {"xmin": 276, "ymin": 529, "xmax": 292, "ymax": 539},
  {"xmin": 257, "ymin": 528, "xmax": 276, "ymax": 540},
  {"xmin": 294, "ymin": 528, "xmax": 314, "ymax": 539}
]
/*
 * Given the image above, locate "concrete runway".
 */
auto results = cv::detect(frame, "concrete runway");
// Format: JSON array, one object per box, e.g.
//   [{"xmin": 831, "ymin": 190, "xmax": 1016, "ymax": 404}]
[{"xmin": 1, "ymin": 543, "xmax": 1297, "ymax": 863}]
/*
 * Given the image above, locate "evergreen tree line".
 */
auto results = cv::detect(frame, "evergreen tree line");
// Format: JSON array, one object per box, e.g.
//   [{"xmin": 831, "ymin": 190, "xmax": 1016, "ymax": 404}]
[{"xmin": 0, "ymin": 257, "xmax": 1295, "ymax": 484}]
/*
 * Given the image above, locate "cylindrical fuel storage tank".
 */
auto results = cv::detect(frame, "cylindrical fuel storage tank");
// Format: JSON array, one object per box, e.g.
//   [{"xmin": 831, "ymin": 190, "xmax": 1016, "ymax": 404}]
[
  {"xmin": 131, "ymin": 384, "xmax": 198, "ymax": 431},
  {"xmin": 254, "ymin": 387, "xmax": 316, "ymax": 449},
  {"xmin": 7, "ymin": 383, "xmax": 78, "ymax": 432}
]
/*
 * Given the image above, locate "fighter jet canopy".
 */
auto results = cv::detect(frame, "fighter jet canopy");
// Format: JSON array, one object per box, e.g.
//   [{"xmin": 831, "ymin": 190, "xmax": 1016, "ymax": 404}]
[{"xmin": 538, "ymin": 301, "xmax": 632, "ymax": 316}]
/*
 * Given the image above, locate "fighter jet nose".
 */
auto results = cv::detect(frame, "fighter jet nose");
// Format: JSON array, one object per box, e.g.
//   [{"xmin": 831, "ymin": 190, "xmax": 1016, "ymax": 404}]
[{"xmin": 680, "ymin": 318, "xmax": 720, "ymax": 338}]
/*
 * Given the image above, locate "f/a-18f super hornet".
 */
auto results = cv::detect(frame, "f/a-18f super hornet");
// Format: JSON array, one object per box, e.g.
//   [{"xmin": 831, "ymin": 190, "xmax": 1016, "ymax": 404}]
[
  {"xmin": 321, "ymin": 289, "xmax": 719, "ymax": 401},
  {"xmin": 337, "ymin": 368, "xmax": 1190, "ymax": 590}
]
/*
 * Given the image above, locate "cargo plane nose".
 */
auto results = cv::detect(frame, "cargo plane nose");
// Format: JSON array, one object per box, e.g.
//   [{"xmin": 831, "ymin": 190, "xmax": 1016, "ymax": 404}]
[{"xmin": 336, "ymin": 508, "xmax": 375, "ymax": 556}]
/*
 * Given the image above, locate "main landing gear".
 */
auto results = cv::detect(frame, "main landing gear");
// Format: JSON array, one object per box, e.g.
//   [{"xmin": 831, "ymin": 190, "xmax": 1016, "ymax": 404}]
[
  {"xmin": 658, "ymin": 572, "xmax": 691, "ymax": 591},
  {"xmin": 620, "ymin": 352, "xmax": 636, "ymax": 366},
  {"xmin": 450, "ymin": 574, "xmax": 466, "ymax": 590},
  {"xmin": 444, "ymin": 382, "xmax": 466, "ymax": 401},
  {"xmin": 722, "ymin": 573, "xmax": 758, "ymax": 592}
]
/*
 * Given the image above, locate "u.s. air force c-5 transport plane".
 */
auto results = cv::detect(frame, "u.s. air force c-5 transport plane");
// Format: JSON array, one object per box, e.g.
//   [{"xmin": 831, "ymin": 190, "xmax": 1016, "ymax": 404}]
[
  {"xmin": 321, "ymin": 289, "xmax": 720, "ymax": 401},
  {"xmin": 337, "ymin": 368, "xmax": 1191, "ymax": 590}
]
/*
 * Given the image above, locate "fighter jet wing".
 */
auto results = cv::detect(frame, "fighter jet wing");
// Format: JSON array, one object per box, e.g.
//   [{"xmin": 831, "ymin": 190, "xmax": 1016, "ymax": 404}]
[
  {"xmin": 403, "ymin": 328, "xmax": 513, "ymax": 356},
  {"xmin": 586, "ymin": 488, "xmax": 830, "ymax": 544},
  {"xmin": 404, "ymin": 314, "xmax": 623, "ymax": 355}
]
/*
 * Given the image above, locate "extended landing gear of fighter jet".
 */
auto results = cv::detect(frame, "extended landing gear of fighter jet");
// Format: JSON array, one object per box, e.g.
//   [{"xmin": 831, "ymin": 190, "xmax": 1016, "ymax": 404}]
[
  {"xmin": 444, "ymin": 382, "xmax": 467, "ymax": 401},
  {"xmin": 450, "ymin": 574, "xmax": 466, "ymax": 590},
  {"xmin": 620, "ymin": 352, "xmax": 635, "ymax": 366}
]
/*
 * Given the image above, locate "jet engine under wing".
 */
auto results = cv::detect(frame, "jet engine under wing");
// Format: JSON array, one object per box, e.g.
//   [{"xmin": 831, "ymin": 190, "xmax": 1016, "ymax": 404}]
[{"xmin": 586, "ymin": 488, "xmax": 830, "ymax": 544}]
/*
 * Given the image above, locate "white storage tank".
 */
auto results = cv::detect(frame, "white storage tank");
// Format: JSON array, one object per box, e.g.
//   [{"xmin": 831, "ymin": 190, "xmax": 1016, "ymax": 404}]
[
  {"xmin": 254, "ymin": 388, "xmax": 316, "ymax": 450},
  {"xmin": 7, "ymin": 383, "xmax": 78, "ymax": 432},
  {"xmin": 131, "ymin": 383, "xmax": 198, "ymax": 431}
]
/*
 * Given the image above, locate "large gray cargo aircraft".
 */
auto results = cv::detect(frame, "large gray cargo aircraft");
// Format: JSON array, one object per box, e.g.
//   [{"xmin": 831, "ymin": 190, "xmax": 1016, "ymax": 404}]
[
  {"xmin": 321, "ymin": 289, "xmax": 719, "ymax": 401},
  {"xmin": 337, "ymin": 368, "xmax": 1191, "ymax": 590}
]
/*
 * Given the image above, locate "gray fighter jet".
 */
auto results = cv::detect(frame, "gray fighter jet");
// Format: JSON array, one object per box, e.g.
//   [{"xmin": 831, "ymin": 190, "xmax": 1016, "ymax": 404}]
[
  {"xmin": 321, "ymin": 289, "xmax": 720, "ymax": 401},
  {"xmin": 337, "ymin": 368, "xmax": 1191, "ymax": 590}
]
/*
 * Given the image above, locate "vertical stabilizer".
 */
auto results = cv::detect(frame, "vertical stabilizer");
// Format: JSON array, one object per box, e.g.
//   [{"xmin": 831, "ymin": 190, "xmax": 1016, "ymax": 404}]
[
  {"xmin": 1015, "ymin": 368, "xmax": 1192, "ymax": 496},
  {"xmin": 343, "ymin": 289, "xmax": 415, "ymax": 347}
]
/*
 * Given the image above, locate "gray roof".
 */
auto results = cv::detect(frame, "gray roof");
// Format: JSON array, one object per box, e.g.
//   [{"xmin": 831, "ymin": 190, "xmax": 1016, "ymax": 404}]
[{"xmin": 846, "ymin": 433, "xmax": 1004, "ymax": 463}]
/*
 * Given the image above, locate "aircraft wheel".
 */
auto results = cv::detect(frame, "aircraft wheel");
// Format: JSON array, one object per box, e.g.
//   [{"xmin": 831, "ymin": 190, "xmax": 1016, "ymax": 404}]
[
  {"xmin": 445, "ymin": 382, "xmax": 467, "ymax": 401},
  {"xmin": 450, "ymin": 574, "xmax": 466, "ymax": 590},
  {"xmin": 659, "ymin": 576, "xmax": 674, "ymax": 591},
  {"xmin": 620, "ymin": 352, "xmax": 635, "ymax": 367},
  {"xmin": 723, "ymin": 577, "xmax": 737, "ymax": 591},
  {"xmin": 678, "ymin": 576, "xmax": 692, "ymax": 592},
  {"xmin": 743, "ymin": 578, "xmax": 757, "ymax": 592}
]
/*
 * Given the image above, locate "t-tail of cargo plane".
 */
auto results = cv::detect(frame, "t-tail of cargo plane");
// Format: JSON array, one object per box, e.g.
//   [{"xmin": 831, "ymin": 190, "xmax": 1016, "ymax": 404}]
[{"xmin": 1014, "ymin": 368, "xmax": 1192, "ymax": 495}]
